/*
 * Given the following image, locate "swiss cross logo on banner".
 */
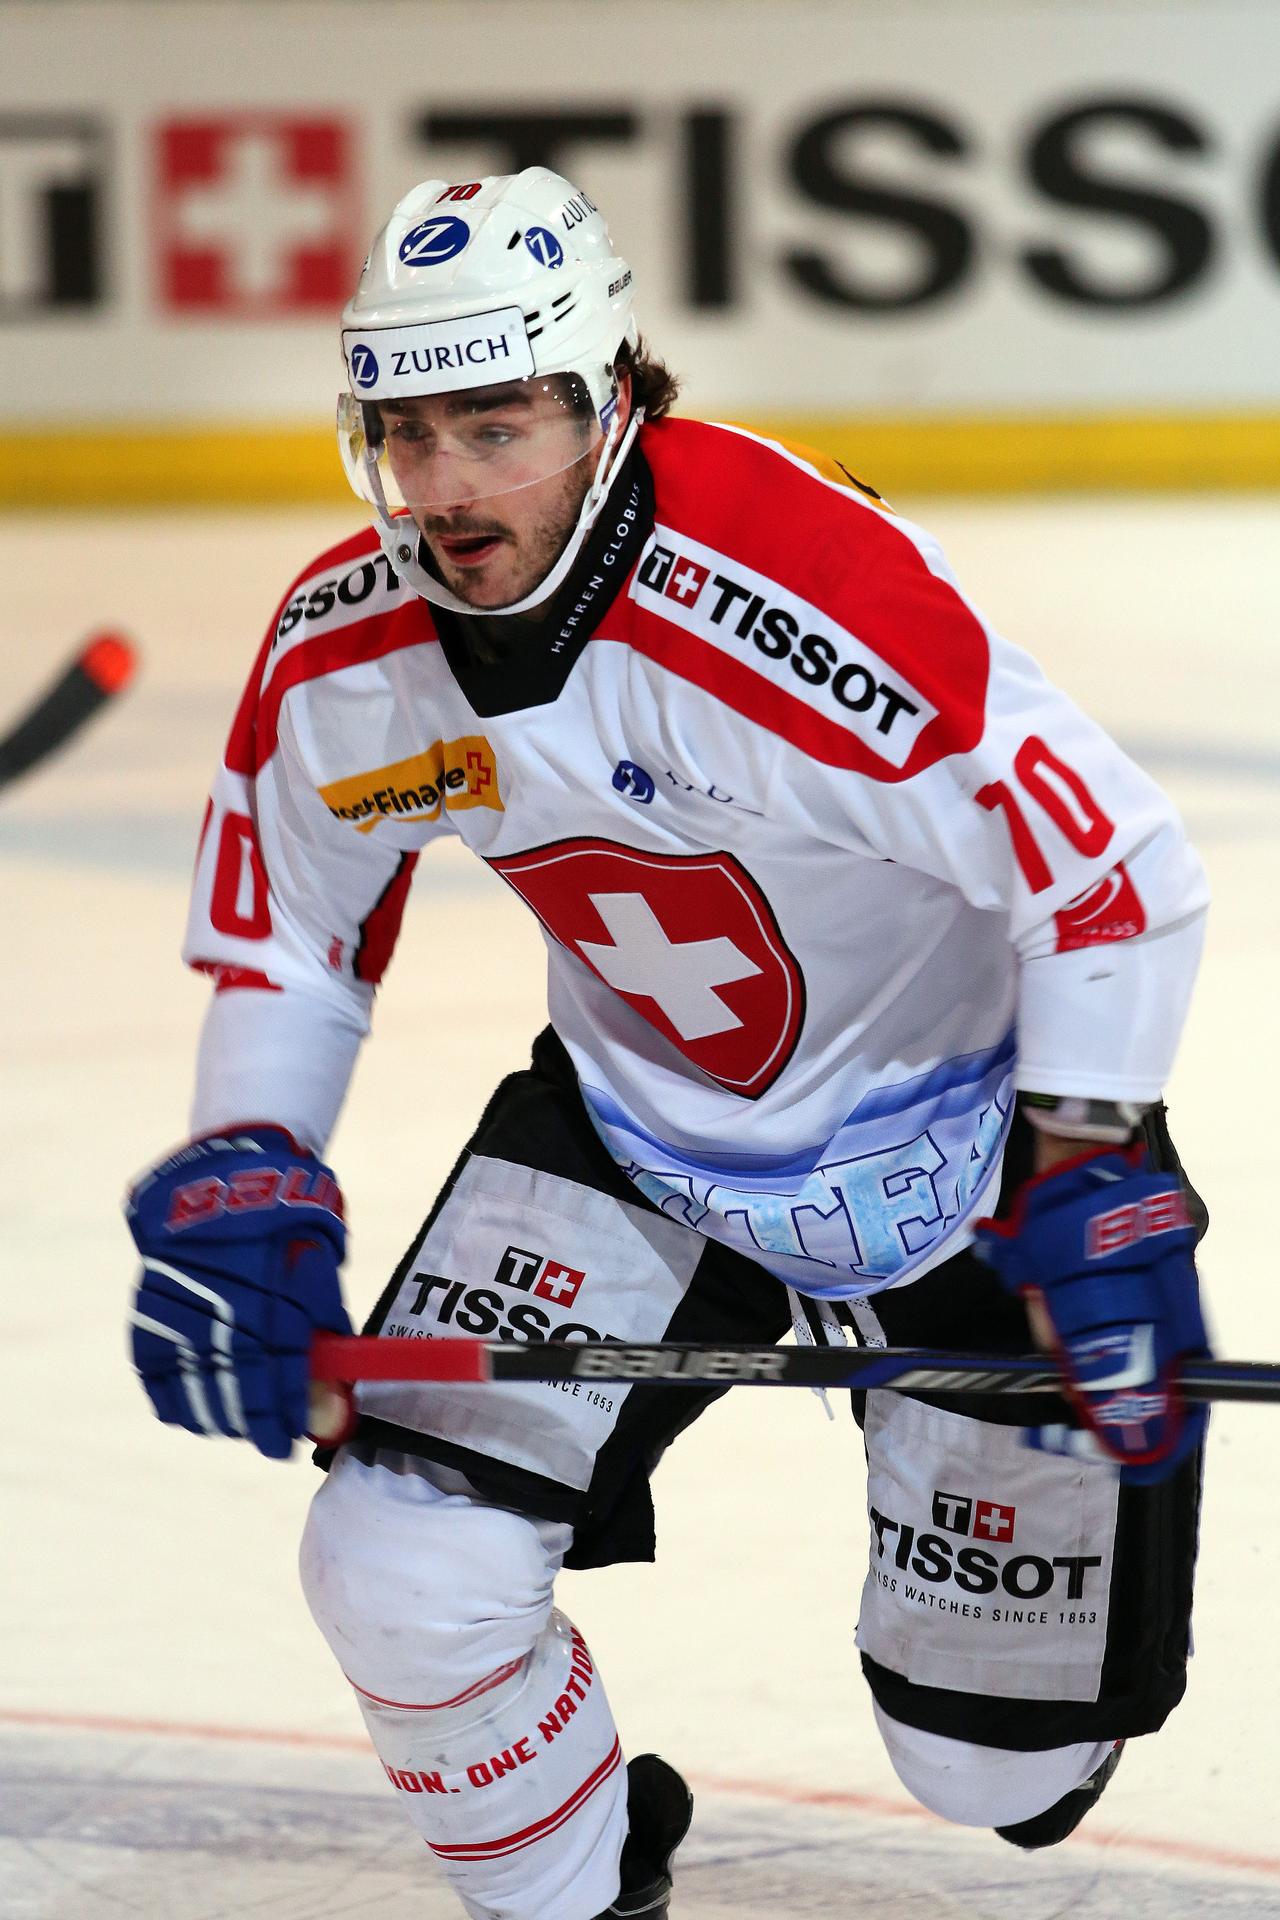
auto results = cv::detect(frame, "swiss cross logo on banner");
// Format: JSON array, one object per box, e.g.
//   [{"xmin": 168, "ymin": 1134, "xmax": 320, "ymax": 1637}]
[
  {"xmin": 154, "ymin": 116, "xmax": 359, "ymax": 312},
  {"xmin": 973, "ymin": 1499, "xmax": 1016, "ymax": 1544},
  {"xmin": 1053, "ymin": 862, "xmax": 1146, "ymax": 953},
  {"xmin": 490, "ymin": 838, "xmax": 805, "ymax": 1098}
]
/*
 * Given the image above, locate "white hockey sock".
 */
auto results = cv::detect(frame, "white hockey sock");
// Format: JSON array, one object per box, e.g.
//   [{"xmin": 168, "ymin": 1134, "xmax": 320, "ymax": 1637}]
[
  {"xmin": 354, "ymin": 1609, "xmax": 626, "ymax": 1920},
  {"xmin": 874, "ymin": 1701, "xmax": 1114, "ymax": 1828}
]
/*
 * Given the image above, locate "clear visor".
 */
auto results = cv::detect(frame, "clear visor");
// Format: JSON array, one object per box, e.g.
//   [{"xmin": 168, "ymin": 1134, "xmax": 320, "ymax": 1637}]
[{"xmin": 338, "ymin": 373, "xmax": 607, "ymax": 514}]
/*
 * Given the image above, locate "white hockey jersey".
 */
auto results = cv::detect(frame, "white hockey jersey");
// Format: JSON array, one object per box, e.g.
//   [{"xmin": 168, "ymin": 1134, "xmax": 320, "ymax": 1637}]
[{"xmin": 185, "ymin": 418, "xmax": 1207, "ymax": 1299}]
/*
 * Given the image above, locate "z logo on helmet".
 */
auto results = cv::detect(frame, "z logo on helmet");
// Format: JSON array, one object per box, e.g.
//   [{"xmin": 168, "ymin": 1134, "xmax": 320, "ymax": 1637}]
[{"xmin": 398, "ymin": 217, "xmax": 471, "ymax": 266}]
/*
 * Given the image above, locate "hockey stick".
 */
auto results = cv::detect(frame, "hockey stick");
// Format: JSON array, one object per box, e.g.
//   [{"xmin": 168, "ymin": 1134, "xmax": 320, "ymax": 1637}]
[
  {"xmin": 310, "ymin": 1333, "xmax": 1275, "ymax": 1403},
  {"xmin": 0, "ymin": 633, "xmax": 138, "ymax": 794}
]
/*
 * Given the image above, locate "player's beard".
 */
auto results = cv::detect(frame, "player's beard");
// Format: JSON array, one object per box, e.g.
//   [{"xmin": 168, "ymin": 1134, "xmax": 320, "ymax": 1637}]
[{"xmin": 417, "ymin": 451, "xmax": 596, "ymax": 612}]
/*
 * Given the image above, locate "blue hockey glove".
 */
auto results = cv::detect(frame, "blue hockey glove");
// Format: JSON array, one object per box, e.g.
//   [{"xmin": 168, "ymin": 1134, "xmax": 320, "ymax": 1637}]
[
  {"xmin": 975, "ymin": 1148, "xmax": 1209, "ymax": 1483},
  {"xmin": 125, "ymin": 1126, "xmax": 351, "ymax": 1459}
]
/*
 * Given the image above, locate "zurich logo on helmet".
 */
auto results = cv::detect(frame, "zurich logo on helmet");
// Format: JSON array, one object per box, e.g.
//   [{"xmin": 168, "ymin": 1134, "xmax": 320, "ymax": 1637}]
[
  {"xmin": 524, "ymin": 226, "xmax": 565, "ymax": 269},
  {"xmin": 350, "ymin": 344, "xmax": 380, "ymax": 390},
  {"xmin": 398, "ymin": 216, "xmax": 471, "ymax": 266}
]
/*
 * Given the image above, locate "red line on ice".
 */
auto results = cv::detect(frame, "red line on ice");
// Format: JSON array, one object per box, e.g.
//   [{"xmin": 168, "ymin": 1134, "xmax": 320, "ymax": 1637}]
[{"xmin": 5, "ymin": 1708, "xmax": 1277, "ymax": 1879}]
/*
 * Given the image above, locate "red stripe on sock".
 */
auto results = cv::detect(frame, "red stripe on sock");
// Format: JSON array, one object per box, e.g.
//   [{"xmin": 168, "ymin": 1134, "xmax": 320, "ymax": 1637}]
[
  {"xmin": 426, "ymin": 1738, "xmax": 624, "ymax": 1861},
  {"xmin": 347, "ymin": 1655, "xmax": 524, "ymax": 1714}
]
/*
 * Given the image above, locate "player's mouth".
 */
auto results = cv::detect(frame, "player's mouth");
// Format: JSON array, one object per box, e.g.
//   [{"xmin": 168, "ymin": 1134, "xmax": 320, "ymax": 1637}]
[{"xmin": 433, "ymin": 531, "xmax": 508, "ymax": 569}]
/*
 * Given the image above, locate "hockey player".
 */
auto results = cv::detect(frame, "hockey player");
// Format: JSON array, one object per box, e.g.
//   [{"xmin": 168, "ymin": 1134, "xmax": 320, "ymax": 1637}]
[{"xmin": 125, "ymin": 169, "xmax": 1212, "ymax": 1918}]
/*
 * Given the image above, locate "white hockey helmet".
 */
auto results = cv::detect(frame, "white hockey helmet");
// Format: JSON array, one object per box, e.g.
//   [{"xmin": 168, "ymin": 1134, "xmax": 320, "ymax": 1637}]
[{"xmin": 337, "ymin": 167, "xmax": 642, "ymax": 614}]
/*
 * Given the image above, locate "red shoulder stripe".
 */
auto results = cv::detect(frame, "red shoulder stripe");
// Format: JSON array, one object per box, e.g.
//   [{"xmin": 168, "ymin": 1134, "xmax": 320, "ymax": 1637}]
[
  {"xmin": 224, "ymin": 634, "xmax": 274, "ymax": 776},
  {"xmin": 224, "ymin": 524, "xmax": 392, "ymax": 776},
  {"xmin": 252, "ymin": 605, "xmax": 436, "ymax": 772},
  {"xmin": 640, "ymin": 418, "xmax": 989, "ymax": 770}
]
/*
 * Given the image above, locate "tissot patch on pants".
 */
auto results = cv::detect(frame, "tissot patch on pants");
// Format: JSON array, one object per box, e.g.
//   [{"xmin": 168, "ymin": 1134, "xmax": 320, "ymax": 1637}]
[
  {"xmin": 361, "ymin": 1155, "xmax": 703, "ymax": 1491},
  {"xmin": 855, "ymin": 1393, "xmax": 1119, "ymax": 1702}
]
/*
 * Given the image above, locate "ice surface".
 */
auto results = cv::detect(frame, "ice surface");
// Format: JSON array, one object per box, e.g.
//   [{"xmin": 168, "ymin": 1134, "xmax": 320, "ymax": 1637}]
[{"xmin": 5, "ymin": 1727, "xmax": 1280, "ymax": 1919}]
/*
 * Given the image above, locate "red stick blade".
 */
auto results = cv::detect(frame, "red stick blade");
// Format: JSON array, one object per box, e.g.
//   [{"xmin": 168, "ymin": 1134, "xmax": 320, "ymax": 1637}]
[
  {"xmin": 310, "ymin": 1332, "xmax": 491, "ymax": 1384},
  {"xmin": 78, "ymin": 632, "xmax": 137, "ymax": 694}
]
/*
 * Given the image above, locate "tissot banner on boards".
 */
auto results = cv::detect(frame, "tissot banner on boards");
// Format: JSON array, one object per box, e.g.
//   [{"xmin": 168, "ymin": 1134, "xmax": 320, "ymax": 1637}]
[{"xmin": 5, "ymin": 0, "xmax": 1280, "ymax": 453}]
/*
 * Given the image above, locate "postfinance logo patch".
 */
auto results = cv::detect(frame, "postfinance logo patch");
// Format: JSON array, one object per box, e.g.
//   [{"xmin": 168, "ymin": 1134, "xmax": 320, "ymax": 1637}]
[{"xmin": 319, "ymin": 737, "xmax": 501, "ymax": 833}]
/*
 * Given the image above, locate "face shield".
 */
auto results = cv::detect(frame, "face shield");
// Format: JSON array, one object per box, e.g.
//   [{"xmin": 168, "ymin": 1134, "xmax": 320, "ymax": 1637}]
[
  {"xmin": 338, "ymin": 372, "xmax": 606, "ymax": 521},
  {"xmin": 337, "ymin": 304, "xmax": 639, "ymax": 617}
]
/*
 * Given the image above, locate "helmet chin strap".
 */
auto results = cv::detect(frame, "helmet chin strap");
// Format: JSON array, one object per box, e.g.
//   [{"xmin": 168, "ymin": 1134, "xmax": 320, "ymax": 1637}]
[{"xmin": 369, "ymin": 408, "xmax": 644, "ymax": 618}]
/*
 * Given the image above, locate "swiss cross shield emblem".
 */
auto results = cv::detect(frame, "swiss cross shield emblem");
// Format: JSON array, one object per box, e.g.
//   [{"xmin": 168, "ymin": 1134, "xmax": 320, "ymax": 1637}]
[{"xmin": 490, "ymin": 839, "xmax": 804, "ymax": 1098}]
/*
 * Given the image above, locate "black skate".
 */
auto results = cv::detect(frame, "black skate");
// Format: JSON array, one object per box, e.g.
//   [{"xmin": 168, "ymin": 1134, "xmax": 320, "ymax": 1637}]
[
  {"xmin": 595, "ymin": 1753, "xmax": 693, "ymax": 1917},
  {"xmin": 995, "ymin": 1739, "xmax": 1124, "ymax": 1850}
]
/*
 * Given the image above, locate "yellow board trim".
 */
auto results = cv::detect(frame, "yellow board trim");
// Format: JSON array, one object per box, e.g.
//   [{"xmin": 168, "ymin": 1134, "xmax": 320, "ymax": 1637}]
[{"xmin": 7, "ymin": 412, "xmax": 1280, "ymax": 506}]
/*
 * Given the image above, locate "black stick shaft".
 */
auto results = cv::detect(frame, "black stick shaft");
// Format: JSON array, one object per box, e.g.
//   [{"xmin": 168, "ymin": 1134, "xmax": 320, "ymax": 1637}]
[
  {"xmin": 310, "ymin": 1335, "xmax": 1276, "ymax": 1403},
  {"xmin": 491, "ymin": 1345, "xmax": 1269, "ymax": 1401},
  {"xmin": 0, "ymin": 636, "xmax": 135, "ymax": 791}
]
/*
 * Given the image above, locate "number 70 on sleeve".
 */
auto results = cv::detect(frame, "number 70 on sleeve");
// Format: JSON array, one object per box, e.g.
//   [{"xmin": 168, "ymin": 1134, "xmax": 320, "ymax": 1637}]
[{"xmin": 975, "ymin": 735, "xmax": 1115, "ymax": 894}]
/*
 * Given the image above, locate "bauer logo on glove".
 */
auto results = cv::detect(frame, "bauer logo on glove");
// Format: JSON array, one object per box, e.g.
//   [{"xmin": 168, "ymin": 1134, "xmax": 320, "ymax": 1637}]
[
  {"xmin": 163, "ymin": 1161, "xmax": 344, "ymax": 1231},
  {"xmin": 1086, "ymin": 1189, "xmax": 1190, "ymax": 1258},
  {"xmin": 124, "ymin": 1125, "xmax": 352, "ymax": 1461},
  {"xmin": 975, "ymin": 1147, "xmax": 1211, "ymax": 1483}
]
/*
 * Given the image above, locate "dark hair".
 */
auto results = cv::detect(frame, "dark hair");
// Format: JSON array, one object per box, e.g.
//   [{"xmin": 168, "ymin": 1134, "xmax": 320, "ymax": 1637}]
[{"xmin": 616, "ymin": 334, "xmax": 681, "ymax": 421}]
